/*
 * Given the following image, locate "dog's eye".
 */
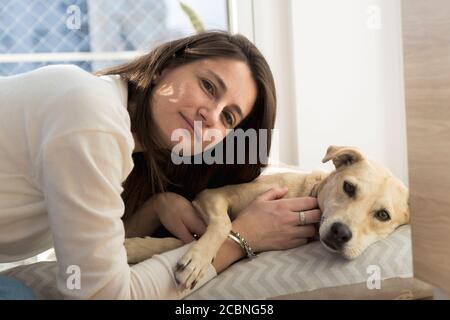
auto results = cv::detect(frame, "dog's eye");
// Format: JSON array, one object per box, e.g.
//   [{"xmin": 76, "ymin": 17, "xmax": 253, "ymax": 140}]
[
  {"xmin": 343, "ymin": 181, "xmax": 356, "ymax": 197},
  {"xmin": 375, "ymin": 210, "xmax": 391, "ymax": 221}
]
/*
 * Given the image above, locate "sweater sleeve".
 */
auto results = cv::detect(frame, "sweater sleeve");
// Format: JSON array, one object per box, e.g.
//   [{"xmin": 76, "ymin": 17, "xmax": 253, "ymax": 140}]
[{"xmin": 37, "ymin": 131, "xmax": 216, "ymax": 299}]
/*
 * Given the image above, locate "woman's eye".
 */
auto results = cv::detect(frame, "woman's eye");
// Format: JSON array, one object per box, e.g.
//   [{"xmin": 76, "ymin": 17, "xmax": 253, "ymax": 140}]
[
  {"xmin": 223, "ymin": 111, "xmax": 235, "ymax": 127},
  {"xmin": 375, "ymin": 210, "xmax": 391, "ymax": 222},
  {"xmin": 343, "ymin": 181, "xmax": 356, "ymax": 197},
  {"xmin": 202, "ymin": 79, "xmax": 215, "ymax": 95}
]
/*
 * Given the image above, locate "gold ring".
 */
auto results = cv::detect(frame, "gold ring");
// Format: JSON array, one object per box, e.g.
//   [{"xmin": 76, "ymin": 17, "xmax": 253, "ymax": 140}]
[{"xmin": 298, "ymin": 211, "xmax": 306, "ymax": 225}]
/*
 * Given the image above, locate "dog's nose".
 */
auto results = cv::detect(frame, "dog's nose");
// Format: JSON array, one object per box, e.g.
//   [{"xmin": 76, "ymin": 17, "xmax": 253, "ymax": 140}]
[{"xmin": 330, "ymin": 222, "xmax": 352, "ymax": 245}]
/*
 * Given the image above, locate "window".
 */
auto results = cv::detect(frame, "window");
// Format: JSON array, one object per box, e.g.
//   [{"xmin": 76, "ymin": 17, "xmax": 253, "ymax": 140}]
[{"xmin": 0, "ymin": 0, "xmax": 229, "ymax": 75}]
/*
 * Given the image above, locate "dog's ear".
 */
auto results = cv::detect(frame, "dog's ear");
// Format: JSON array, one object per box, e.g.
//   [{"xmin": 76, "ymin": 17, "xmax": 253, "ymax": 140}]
[{"xmin": 322, "ymin": 145, "xmax": 366, "ymax": 169}]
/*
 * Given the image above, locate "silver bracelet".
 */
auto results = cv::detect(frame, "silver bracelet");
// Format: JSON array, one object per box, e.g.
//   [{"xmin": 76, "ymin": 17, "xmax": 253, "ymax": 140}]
[{"xmin": 228, "ymin": 230, "xmax": 257, "ymax": 259}]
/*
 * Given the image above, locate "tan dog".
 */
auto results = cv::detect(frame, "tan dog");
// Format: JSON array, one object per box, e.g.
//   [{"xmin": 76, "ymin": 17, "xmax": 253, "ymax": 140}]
[{"xmin": 125, "ymin": 145, "xmax": 410, "ymax": 289}]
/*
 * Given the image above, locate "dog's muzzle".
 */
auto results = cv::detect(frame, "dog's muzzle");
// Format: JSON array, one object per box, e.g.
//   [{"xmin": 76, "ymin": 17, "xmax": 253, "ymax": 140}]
[{"xmin": 321, "ymin": 222, "xmax": 353, "ymax": 251}]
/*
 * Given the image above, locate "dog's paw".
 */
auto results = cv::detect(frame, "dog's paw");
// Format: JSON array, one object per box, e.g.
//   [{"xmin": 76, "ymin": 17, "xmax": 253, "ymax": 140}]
[{"xmin": 175, "ymin": 248, "xmax": 214, "ymax": 290}]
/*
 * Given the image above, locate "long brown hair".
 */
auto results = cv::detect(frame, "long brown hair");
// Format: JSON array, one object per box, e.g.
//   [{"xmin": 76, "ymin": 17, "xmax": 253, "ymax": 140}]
[{"xmin": 97, "ymin": 31, "xmax": 277, "ymax": 221}]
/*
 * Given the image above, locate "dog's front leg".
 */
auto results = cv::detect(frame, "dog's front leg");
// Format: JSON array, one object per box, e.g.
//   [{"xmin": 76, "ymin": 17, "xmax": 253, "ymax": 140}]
[
  {"xmin": 174, "ymin": 191, "xmax": 231, "ymax": 289},
  {"xmin": 125, "ymin": 237, "xmax": 184, "ymax": 264}
]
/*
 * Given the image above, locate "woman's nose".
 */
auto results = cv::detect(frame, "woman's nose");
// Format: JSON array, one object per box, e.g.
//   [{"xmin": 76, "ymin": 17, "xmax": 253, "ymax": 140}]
[{"xmin": 198, "ymin": 105, "xmax": 222, "ymax": 127}]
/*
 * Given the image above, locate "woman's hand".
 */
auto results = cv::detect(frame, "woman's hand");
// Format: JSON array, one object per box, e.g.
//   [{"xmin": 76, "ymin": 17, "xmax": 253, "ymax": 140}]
[
  {"xmin": 232, "ymin": 187, "xmax": 322, "ymax": 253},
  {"xmin": 155, "ymin": 192, "xmax": 207, "ymax": 244}
]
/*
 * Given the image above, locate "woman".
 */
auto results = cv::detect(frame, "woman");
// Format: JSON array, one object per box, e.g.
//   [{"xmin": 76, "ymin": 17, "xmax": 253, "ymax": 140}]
[{"xmin": 0, "ymin": 31, "xmax": 321, "ymax": 299}]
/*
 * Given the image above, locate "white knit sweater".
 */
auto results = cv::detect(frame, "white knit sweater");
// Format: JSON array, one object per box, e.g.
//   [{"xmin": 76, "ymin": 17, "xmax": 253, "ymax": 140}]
[{"xmin": 0, "ymin": 65, "xmax": 216, "ymax": 299}]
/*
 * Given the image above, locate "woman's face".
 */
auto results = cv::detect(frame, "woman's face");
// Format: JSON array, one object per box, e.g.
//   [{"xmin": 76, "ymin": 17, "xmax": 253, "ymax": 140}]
[{"xmin": 150, "ymin": 58, "xmax": 257, "ymax": 155}]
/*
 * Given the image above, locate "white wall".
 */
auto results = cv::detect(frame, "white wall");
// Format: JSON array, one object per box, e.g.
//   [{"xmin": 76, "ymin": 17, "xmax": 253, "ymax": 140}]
[
  {"xmin": 252, "ymin": 1, "xmax": 299, "ymax": 165},
  {"xmin": 248, "ymin": 0, "xmax": 409, "ymax": 184}
]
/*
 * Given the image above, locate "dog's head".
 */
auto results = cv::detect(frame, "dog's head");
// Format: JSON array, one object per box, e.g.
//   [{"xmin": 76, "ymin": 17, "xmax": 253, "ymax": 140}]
[{"xmin": 316, "ymin": 145, "xmax": 410, "ymax": 259}]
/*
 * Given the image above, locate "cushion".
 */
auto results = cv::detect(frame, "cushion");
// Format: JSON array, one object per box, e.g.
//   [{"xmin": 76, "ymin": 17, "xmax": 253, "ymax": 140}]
[{"xmin": 0, "ymin": 261, "xmax": 61, "ymax": 299}]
